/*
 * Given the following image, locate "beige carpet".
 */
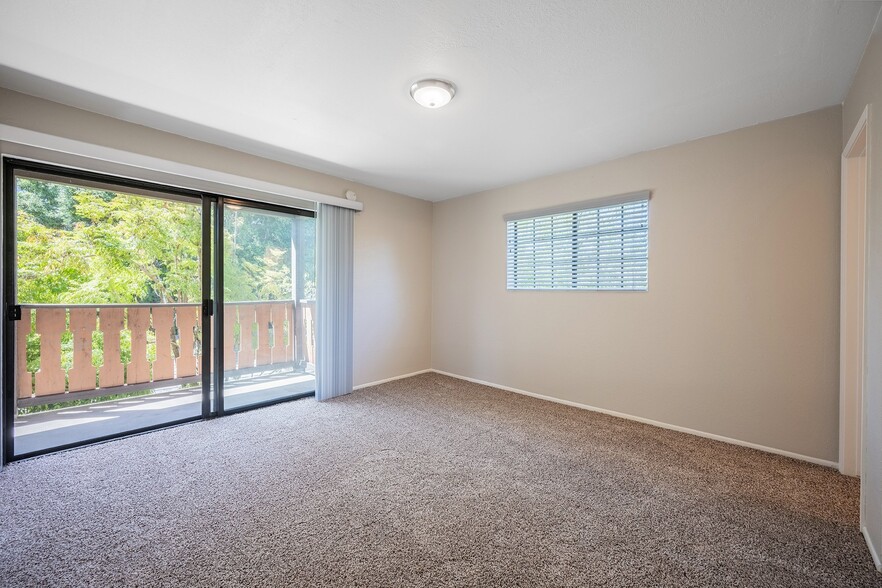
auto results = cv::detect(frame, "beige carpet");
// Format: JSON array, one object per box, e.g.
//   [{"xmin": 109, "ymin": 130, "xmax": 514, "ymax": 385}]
[{"xmin": 0, "ymin": 372, "xmax": 879, "ymax": 587}]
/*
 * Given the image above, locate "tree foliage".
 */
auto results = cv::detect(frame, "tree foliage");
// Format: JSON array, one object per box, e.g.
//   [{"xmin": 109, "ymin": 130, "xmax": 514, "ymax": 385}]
[{"xmin": 16, "ymin": 178, "xmax": 316, "ymax": 305}]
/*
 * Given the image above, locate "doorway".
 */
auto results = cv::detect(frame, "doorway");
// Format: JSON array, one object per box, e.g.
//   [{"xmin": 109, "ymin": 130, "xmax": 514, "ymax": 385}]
[{"xmin": 840, "ymin": 108, "xmax": 869, "ymax": 479}]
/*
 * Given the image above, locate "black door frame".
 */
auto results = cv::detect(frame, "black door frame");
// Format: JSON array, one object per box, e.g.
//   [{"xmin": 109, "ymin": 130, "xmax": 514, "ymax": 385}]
[
  {"xmin": 1, "ymin": 158, "xmax": 315, "ymax": 463},
  {"xmin": 214, "ymin": 196, "xmax": 316, "ymax": 417}
]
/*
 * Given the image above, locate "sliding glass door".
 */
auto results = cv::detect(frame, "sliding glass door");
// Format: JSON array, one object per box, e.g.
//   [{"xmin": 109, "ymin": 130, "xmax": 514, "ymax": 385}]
[
  {"xmin": 219, "ymin": 200, "xmax": 316, "ymax": 412},
  {"xmin": 2, "ymin": 160, "xmax": 316, "ymax": 461},
  {"xmin": 3, "ymin": 161, "xmax": 212, "ymax": 459}
]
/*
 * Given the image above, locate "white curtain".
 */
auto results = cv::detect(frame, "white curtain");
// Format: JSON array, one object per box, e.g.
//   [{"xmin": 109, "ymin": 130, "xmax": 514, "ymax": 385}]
[{"xmin": 315, "ymin": 203, "xmax": 354, "ymax": 401}]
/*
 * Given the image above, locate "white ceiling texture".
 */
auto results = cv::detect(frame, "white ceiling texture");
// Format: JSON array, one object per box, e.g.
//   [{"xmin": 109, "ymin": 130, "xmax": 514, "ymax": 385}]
[{"xmin": 0, "ymin": 0, "xmax": 879, "ymax": 201}]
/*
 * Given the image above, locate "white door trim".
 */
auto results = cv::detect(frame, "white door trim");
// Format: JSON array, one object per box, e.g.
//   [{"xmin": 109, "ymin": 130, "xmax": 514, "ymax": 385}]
[{"xmin": 839, "ymin": 106, "xmax": 869, "ymax": 480}]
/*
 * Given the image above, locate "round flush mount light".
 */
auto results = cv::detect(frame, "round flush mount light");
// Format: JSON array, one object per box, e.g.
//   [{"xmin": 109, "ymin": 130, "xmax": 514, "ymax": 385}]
[{"xmin": 410, "ymin": 79, "xmax": 456, "ymax": 109}]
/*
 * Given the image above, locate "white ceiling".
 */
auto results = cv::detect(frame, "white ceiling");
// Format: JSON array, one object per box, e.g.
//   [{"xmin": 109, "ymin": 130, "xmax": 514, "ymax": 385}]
[{"xmin": 0, "ymin": 1, "xmax": 879, "ymax": 201}]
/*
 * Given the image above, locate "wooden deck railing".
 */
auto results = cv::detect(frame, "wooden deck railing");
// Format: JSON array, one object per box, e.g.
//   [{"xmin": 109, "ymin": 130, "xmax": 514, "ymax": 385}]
[{"xmin": 16, "ymin": 300, "xmax": 316, "ymax": 407}]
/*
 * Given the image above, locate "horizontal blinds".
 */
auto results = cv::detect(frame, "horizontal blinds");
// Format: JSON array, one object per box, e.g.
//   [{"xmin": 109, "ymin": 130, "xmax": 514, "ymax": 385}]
[{"xmin": 506, "ymin": 197, "xmax": 649, "ymax": 291}]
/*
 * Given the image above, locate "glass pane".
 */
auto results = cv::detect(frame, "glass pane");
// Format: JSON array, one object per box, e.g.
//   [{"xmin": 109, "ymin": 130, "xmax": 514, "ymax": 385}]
[
  {"xmin": 221, "ymin": 203, "xmax": 316, "ymax": 410},
  {"xmin": 12, "ymin": 171, "xmax": 205, "ymax": 456}
]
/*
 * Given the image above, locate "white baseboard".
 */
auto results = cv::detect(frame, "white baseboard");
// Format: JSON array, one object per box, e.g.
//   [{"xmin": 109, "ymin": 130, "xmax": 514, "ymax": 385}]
[
  {"xmin": 353, "ymin": 369, "xmax": 432, "ymax": 391},
  {"xmin": 430, "ymin": 369, "xmax": 838, "ymax": 469},
  {"xmin": 863, "ymin": 527, "xmax": 882, "ymax": 572}
]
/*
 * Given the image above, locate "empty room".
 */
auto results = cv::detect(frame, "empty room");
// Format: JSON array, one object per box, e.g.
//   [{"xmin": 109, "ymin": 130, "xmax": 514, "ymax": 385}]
[{"xmin": 0, "ymin": 1, "xmax": 881, "ymax": 586}]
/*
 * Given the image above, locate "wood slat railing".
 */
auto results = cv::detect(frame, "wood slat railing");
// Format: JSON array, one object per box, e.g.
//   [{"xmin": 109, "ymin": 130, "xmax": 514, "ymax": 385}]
[{"xmin": 16, "ymin": 300, "xmax": 315, "ymax": 406}]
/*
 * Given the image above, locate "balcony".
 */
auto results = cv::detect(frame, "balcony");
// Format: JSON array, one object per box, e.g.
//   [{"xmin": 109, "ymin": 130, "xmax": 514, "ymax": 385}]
[{"xmin": 14, "ymin": 300, "xmax": 316, "ymax": 455}]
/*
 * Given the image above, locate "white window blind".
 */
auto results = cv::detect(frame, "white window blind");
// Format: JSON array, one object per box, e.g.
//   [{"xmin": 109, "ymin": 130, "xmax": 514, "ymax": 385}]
[{"xmin": 505, "ymin": 192, "xmax": 649, "ymax": 291}]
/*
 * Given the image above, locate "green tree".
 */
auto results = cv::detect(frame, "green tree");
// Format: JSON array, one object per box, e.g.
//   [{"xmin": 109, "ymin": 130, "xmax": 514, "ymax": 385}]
[
  {"xmin": 223, "ymin": 207, "xmax": 315, "ymax": 302},
  {"xmin": 74, "ymin": 192, "xmax": 202, "ymax": 303},
  {"xmin": 17, "ymin": 178, "xmax": 314, "ymax": 306},
  {"xmin": 17, "ymin": 177, "xmax": 87, "ymax": 230},
  {"xmin": 17, "ymin": 210, "xmax": 91, "ymax": 303}
]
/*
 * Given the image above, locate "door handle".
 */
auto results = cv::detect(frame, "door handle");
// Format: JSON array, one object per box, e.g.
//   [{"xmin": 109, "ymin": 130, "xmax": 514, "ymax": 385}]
[{"xmin": 6, "ymin": 304, "xmax": 21, "ymax": 321}]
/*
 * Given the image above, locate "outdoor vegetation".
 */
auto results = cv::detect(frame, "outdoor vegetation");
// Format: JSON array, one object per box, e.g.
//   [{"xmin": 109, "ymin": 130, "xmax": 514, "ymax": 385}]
[
  {"xmin": 17, "ymin": 177, "xmax": 315, "ymax": 305},
  {"xmin": 15, "ymin": 176, "xmax": 315, "ymax": 411}
]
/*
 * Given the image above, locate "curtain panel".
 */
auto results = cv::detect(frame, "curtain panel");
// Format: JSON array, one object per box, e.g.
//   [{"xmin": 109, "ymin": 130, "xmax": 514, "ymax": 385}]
[{"xmin": 315, "ymin": 203, "xmax": 354, "ymax": 400}]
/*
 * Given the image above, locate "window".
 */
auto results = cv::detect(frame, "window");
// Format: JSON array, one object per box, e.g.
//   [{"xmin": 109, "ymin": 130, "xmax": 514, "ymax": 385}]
[{"xmin": 505, "ymin": 191, "xmax": 650, "ymax": 291}]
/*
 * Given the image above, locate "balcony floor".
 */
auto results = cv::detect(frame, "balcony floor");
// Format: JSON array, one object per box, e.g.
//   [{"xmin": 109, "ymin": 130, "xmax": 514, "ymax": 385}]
[{"xmin": 13, "ymin": 369, "xmax": 315, "ymax": 456}]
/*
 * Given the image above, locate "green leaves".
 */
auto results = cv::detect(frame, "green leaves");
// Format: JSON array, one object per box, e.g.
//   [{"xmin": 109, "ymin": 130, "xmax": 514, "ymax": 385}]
[
  {"xmin": 18, "ymin": 184, "xmax": 204, "ymax": 304},
  {"xmin": 16, "ymin": 178, "xmax": 316, "ymax": 305},
  {"xmin": 17, "ymin": 209, "xmax": 91, "ymax": 303}
]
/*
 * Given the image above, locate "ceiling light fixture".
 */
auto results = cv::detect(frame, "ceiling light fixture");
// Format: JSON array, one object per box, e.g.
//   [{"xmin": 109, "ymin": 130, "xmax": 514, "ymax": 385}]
[{"xmin": 410, "ymin": 79, "xmax": 456, "ymax": 109}]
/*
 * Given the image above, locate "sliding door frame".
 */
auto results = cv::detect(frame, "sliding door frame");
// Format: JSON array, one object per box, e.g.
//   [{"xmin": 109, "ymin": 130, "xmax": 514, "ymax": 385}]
[
  {"xmin": 2, "ymin": 158, "xmax": 15, "ymax": 464},
  {"xmin": 215, "ymin": 196, "xmax": 316, "ymax": 417},
  {"xmin": 1, "ymin": 158, "xmax": 214, "ymax": 462},
  {"xmin": 1, "ymin": 158, "xmax": 316, "ymax": 464},
  {"xmin": 202, "ymin": 195, "xmax": 216, "ymax": 418},
  {"xmin": 0, "ymin": 161, "xmax": 315, "ymax": 465}
]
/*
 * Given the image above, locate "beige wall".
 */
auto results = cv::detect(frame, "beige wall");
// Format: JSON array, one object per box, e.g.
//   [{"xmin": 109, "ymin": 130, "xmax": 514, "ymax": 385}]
[
  {"xmin": 432, "ymin": 106, "xmax": 842, "ymax": 462},
  {"xmin": 353, "ymin": 186, "xmax": 432, "ymax": 385},
  {"xmin": 843, "ymin": 26, "xmax": 882, "ymax": 565},
  {"xmin": 0, "ymin": 88, "xmax": 433, "ymax": 388}
]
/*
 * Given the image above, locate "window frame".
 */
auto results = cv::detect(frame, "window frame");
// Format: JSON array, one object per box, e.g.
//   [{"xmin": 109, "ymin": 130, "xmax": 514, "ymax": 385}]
[{"xmin": 505, "ymin": 191, "xmax": 650, "ymax": 292}]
